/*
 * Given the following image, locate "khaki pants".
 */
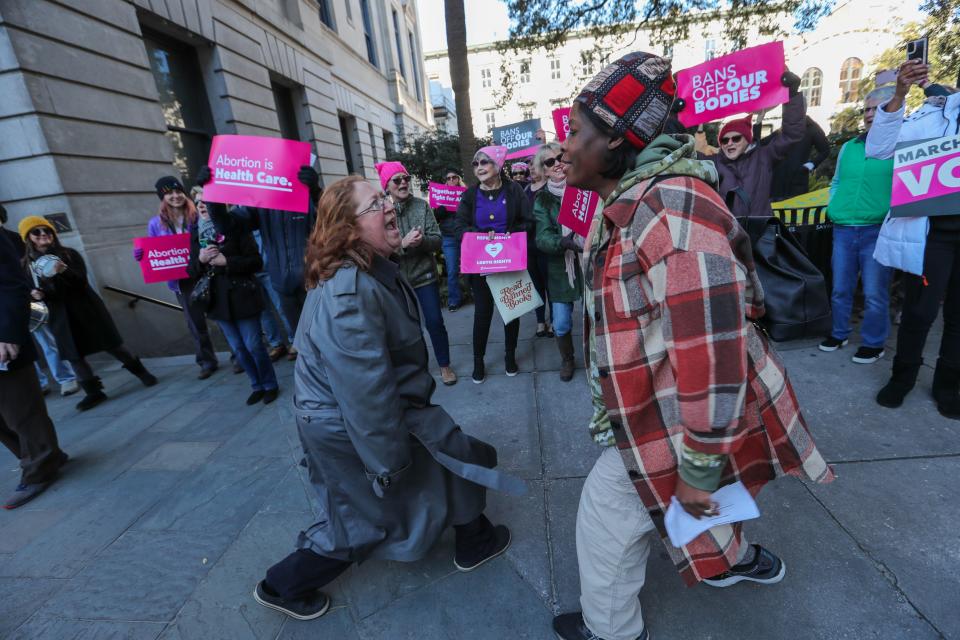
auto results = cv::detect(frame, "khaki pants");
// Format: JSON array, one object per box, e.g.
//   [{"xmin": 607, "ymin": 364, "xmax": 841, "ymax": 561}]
[{"xmin": 576, "ymin": 447, "xmax": 748, "ymax": 640}]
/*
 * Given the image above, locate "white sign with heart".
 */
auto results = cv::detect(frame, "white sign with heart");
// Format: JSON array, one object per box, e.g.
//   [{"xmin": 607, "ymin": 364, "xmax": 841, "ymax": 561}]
[{"xmin": 484, "ymin": 242, "xmax": 503, "ymax": 258}]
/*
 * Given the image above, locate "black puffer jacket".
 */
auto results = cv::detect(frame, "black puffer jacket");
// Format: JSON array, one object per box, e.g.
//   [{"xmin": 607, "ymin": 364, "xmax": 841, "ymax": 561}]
[{"xmin": 187, "ymin": 217, "xmax": 264, "ymax": 323}]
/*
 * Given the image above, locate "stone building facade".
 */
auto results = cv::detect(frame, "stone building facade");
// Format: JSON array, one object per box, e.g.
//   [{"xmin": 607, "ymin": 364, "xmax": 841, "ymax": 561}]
[{"xmin": 0, "ymin": 0, "xmax": 432, "ymax": 355}]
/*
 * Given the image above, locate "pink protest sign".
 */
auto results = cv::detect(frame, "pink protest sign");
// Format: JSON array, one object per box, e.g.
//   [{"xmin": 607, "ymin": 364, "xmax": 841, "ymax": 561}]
[
  {"xmin": 460, "ymin": 232, "xmax": 528, "ymax": 274},
  {"xmin": 557, "ymin": 187, "xmax": 600, "ymax": 237},
  {"xmin": 133, "ymin": 234, "xmax": 190, "ymax": 284},
  {"xmin": 428, "ymin": 182, "xmax": 467, "ymax": 209},
  {"xmin": 675, "ymin": 41, "xmax": 788, "ymax": 128},
  {"xmin": 890, "ymin": 135, "xmax": 960, "ymax": 218},
  {"xmin": 553, "ymin": 107, "xmax": 571, "ymax": 142},
  {"xmin": 202, "ymin": 135, "xmax": 311, "ymax": 213}
]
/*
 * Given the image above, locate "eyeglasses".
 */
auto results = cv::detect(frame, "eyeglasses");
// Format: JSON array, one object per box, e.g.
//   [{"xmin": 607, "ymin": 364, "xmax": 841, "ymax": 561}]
[
  {"xmin": 720, "ymin": 134, "xmax": 743, "ymax": 145},
  {"xmin": 358, "ymin": 194, "xmax": 394, "ymax": 217},
  {"xmin": 29, "ymin": 228, "xmax": 53, "ymax": 238},
  {"xmin": 472, "ymin": 159, "xmax": 492, "ymax": 168},
  {"xmin": 391, "ymin": 175, "xmax": 411, "ymax": 186},
  {"xmin": 160, "ymin": 187, "xmax": 184, "ymax": 194},
  {"xmin": 445, "ymin": 175, "xmax": 460, "ymax": 182},
  {"xmin": 543, "ymin": 155, "xmax": 564, "ymax": 169}
]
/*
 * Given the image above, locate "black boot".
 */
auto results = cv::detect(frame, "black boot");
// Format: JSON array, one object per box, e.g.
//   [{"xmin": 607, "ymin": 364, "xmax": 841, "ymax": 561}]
[
  {"xmin": 876, "ymin": 358, "xmax": 922, "ymax": 408},
  {"xmin": 557, "ymin": 333, "xmax": 575, "ymax": 382},
  {"xmin": 76, "ymin": 377, "xmax": 107, "ymax": 411},
  {"xmin": 123, "ymin": 358, "xmax": 158, "ymax": 387},
  {"xmin": 472, "ymin": 356, "xmax": 485, "ymax": 384},
  {"xmin": 504, "ymin": 350, "xmax": 518, "ymax": 377},
  {"xmin": 932, "ymin": 359, "xmax": 960, "ymax": 420}
]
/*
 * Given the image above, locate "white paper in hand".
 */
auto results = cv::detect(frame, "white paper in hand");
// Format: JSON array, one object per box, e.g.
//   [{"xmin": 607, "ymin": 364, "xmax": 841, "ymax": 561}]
[{"xmin": 664, "ymin": 481, "xmax": 760, "ymax": 548}]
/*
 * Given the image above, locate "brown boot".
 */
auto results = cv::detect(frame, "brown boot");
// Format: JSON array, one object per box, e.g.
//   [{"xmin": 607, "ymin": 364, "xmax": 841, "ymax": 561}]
[{"xmin": 557, "ymin": 333, "xmax": 575, "ymax": 382}]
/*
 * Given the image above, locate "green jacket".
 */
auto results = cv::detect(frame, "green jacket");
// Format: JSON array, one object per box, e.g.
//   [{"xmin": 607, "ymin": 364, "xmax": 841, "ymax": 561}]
[
  {"xmin": 533, "ymin": 189, "xmax": 582, "ymax": 303},
  {"xmin": 827, "ymin": 136, "xmax": 893, "ymax": 226},
  {"xmin": 395, "ymin": 196, "xmax": 441, "ymax": 289}
]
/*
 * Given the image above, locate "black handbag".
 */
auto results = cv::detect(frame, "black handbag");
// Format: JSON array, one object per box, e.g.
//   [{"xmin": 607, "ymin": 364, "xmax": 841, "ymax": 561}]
[
  {"xmin": 737, "ymin": 215, "xmax": 832, "ymax": 342},
  {"xmin": 189, "ymin": 272, "xmax": 212, "ymax": 310}
]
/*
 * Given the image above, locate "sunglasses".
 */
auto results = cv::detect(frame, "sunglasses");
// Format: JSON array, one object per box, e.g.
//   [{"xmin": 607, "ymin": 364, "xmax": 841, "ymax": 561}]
[
  {"xmin": 543, "ymin": 155, "xmax": 564, "ymax": 169},
  {"xmin": 472, "ymin": 159, "xmax": 492, "ymax": 168},
  {"xmin": 29, "ymin": 228, "xmax": 53, "ymax": 238},
  {"xmin": 511, "ymin": 172, "xmax": 526, "ymax": 177},
  {"xmin": 720, "ymin": 134, "xmax": 743, "ymax": 145},
  {"xmin": 391, "ymin": 175, "xmax": 411, "ymax": 186},
  {"xmin": 445, "ymin": 175, "xmax": 460, "ymax": 181}
]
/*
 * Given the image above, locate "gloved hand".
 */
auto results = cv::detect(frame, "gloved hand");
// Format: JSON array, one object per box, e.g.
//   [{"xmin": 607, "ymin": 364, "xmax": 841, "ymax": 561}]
[
  {"xmin": 133, "ymin": 247, "xmax": 144, "ymax": 261},
  {"xmin": 297, "ymin": 166, "xmax": 322, "ymax": 199},
  {"xmin": 671, "ymin": 97, "xmax": 686, "ymax": 113},
  {"xmin": 560, "ymin": 231, "xmax": 583, "ymax": 252},
  {"xmin": 195, "ymin": 165, "xmax": 212, "ymax": 187},
  {"xmin": 781, "ymin": 71, "xmax": 801, "ymax": 97}
]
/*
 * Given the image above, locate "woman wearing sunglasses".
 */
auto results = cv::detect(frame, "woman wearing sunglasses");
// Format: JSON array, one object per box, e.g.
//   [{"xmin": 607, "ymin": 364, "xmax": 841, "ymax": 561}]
[
  {"xmin": 522, "ymin": 155, "xmax": 555, "ymax": 339},
  {"xmin": 434, "ymin": 169, "xmax": 466, "ymax": 312},
  {"xmin": 376, "ymin": 162, "xmax": 457, "ymax": 386},
  {"xmin": 707, "ymin": 71, "xmax": 807, "ymax": 218},
  {"xmin": 18, "ymin": 217, "xmax": 157, "ymax": 411},
  {"xmin": 453, "ymin": 145, "xmax": 535, "ymax": 383}
]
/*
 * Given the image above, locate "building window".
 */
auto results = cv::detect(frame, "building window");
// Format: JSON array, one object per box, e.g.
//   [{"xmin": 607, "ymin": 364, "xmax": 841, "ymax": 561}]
[
  {"xmin": 550, "ymin": 58, "xmax": 561, "ymax": 80},
  {"xmin": 663, "ymin": 44, "xmax": 674, "ymax": 58},
  {"xmin": 359, "ymin": 0, "xmax": 377, "ymax": 67},
  {"xmin": 579, "ymin": 51, "xmax": 595, "ymax": 79},
  {"xmin": 408, "ymin": 31, "xmax": 423, "ymax": 102},
  {"xmin": 319, "ymin": 0, "xmax": 335, "ymax": 29},
  {"xmin": 344, "ymin": 0, "xmax": 353, "ymax": 21},
  {"xmin": 519, "ymin": 59, "xmax": 531, "ymax": 84},
  {"xmin": 481, "ymin": 68, "xmax": 493, "ymax": 89},
  {"xmin": 705, "ymin": 39, "xmax": 716, "ymax": 61},
  {"xmin": 143, "ymin": 29, "xmax": 216, "ymax": 185},
  {"xmin": 800, "ymin": 67, "xmax": 823, "ymax": 108},
  {"xmin": 839, "ymin": 58, "xmax": 863, "ymax": 103},
  {"xmin": 392, "ymin": 10, "xmax": 406, "ymax": 80},
  {"xmin": 522, "ymin": 107, "xmax": 534, "ymax": 121},
  {"xmin": 485, "ymin": 111, "xmax": 496, "ymax": 133},
  {"xmin": 271, "ymin": 81, "xmax": 302, "ymax": 140},
  {"xmin": 368, "ymin": 122, "xmax": 379, "ymax": 164},
  {"xmin": 339, "ymin": 114, "xmax": 361, "ymax": 174},
  {"xmin": 383, "ymin": 129, "xmax": 395, "ymax": 155}
]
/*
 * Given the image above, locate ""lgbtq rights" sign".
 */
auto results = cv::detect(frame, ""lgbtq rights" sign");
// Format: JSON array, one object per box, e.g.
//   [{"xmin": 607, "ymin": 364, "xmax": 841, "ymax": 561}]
[{"xmin": 133, "ymin": 233, "xmax": 190, "ymax": 284}]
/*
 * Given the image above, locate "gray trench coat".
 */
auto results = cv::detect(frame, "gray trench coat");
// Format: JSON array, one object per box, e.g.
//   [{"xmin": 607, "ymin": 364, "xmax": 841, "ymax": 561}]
[{"xmin": 292, "ymin": 255, "xmax": 523, "ymax": 563}]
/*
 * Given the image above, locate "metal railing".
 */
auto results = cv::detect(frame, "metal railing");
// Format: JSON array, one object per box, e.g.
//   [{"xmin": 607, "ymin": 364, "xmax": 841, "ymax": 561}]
[{"xmin": 104, "ymin": 286, "xmax": 182, "ymax": 312}]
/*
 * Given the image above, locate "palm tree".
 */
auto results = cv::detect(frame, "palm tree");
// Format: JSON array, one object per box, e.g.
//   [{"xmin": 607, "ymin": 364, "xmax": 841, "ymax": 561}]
[{"xmin": 444, "ymin": 0, "xmax": 477, "ymax": 177}]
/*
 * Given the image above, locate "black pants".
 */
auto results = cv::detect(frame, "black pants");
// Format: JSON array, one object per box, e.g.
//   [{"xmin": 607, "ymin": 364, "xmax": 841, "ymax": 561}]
[
  {"xmin": 895, "ymin": 229, "xmax": 960, "ymax": 367},
  {"xmin": 176, "ymin": 282, "xmax": 218, "ymax": 371},
  {"xmin": 470, "ymin": 276, "xmax": 520, "ymax": 358},
  {"xmin": 70, "ymin": 346, "xmax": 137, "ymax": 383},
  {"xmin": 264, "ymin": 514, "xmax": 496, "ymax": 601},
  {"xmin": 0, "ymin": 364, "xmax": 64, "ymax": 485},
  {"xmin": 277, "ymin": 288, "xmax": 307, "ymax": 336},
  {"xmin": 527, "ymin": 246, "xmax": 550, "ymax": 325}
]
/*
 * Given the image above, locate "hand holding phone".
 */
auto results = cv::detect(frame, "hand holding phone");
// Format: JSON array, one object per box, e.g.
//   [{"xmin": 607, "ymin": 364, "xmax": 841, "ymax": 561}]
[{"xmin": 906, "ymin": 36, "xmax": 928, "ymax": 65}]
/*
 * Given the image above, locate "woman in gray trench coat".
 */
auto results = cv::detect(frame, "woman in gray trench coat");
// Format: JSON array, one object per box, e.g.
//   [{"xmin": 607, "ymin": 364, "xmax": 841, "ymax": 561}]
[{"xmin": 254, "ymin": 176, "xmax": 519, "ymax": 621}]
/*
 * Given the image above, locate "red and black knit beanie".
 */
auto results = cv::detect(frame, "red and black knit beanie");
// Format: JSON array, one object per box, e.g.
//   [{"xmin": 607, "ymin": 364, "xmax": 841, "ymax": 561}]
[{"xmin": 575, "ymin": 52, "xmax": 676, "ymax": 151}]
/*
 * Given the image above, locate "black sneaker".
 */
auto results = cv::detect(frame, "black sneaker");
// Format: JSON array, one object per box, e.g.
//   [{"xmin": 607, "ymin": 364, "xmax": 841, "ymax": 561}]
[
  {"xmin": 852, "ymin": 346, "xmax": 885, "ymax": 364},
  {"xmin": 246, "ymin": 390, "xmax": 265, "ymax": 405},
  {"xmin": 253, "ymin": 580, "xmax": 330, "ymax": 620},
  {"xmin": 505, "ymin": 351, "xmax": 519, "ymax": 377},
  {"xmin": 472, "ymin": 357, "xmax": 485, "ymax": 384},
  {"xmin": 454, "ymin": 524, "xmax": 511, "ymax": 571},
  {"xmin": 818, "ymin": 337, "xmax": 848, "ymax": 352},
  {"xmin": 262, "ymin": 388, "xmax": 279, "ymax": 404},
  {"xmin": 552, "ymin": 611, "xmax": 648, "ymax": 640},
  {"xmin": 702, "ymin": 544, "xmax": 786, "ymax": 588}
]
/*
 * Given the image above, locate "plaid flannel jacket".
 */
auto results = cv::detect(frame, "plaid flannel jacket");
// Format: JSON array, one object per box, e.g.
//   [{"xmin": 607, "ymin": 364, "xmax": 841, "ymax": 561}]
[{"xmin": 583, "ymin": 174, "xmax": 834, "ymax": 586}]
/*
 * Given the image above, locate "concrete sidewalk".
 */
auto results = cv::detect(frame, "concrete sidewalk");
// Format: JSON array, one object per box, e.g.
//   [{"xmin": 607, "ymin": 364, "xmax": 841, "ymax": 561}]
[{"xmin": 1, "ymin": 306, "xmax": 956, "ymax": 639}]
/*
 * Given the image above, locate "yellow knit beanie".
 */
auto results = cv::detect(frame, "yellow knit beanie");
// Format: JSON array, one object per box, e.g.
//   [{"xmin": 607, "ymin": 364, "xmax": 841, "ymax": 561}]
[{"xmin": 18, "ymin": 216, "xmax": 56, "ymax": 242}]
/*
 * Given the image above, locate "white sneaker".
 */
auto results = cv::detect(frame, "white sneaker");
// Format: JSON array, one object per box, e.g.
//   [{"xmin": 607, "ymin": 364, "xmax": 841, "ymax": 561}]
[{"xmin": 61, "ymin": 380, "xmax": 80, "ymax": 396}]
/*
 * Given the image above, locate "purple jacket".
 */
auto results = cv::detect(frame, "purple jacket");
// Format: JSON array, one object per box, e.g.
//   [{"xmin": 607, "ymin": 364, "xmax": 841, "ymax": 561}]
[{"xmin": 143, "ymin": 215, "xmax": 195, "ymax": 292}]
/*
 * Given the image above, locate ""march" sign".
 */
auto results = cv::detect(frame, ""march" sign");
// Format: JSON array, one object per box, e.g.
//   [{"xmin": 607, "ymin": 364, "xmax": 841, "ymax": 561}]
[
  {"xmin": 202, "ymin": 135, "xmax": 311, "ymax": 213},
  {"xmin": 557, "ymin": 187, "xmax": 600, "ymax": 237},
  {"xmin": 891, "ymin": 135, "xmax": 960, "ymax": 218},
  {"xmin": 675, "ymin": 41, "xmax": 788, "ymax": 128},
  {"xmin": 460, "ymin": 232, "xmax": 528, "ymax": 274},
  {"xmin": 134, "ymin": 234, "xmax": 190, "ymax": 284}
]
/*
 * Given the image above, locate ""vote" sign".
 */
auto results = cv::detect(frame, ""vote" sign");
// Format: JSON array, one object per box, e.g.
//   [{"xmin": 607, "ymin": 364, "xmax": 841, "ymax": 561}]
[
  {"xmin": 134, "ymin": 233, "xmax": 190, "ymax": 284},
  {"xmin": 891, "ymin": 135, "xmax": 960, "ymax": 218},
  {"xmin": 460, "ymin": 232, "xmax": 528, "ymax": 274},
  {"xmin": 675, "ymin": 41, "xmax": 788, "ymax": 128},
  {"xmin": 202, "ymin": 135, "xmax": 311, "ymax": 213}
]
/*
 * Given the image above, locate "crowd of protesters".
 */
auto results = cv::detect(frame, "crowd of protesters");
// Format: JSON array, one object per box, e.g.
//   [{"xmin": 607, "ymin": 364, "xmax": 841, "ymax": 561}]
[{"xmin": 0, "ymin": 39, "xmax": 956, "ymax": 640}]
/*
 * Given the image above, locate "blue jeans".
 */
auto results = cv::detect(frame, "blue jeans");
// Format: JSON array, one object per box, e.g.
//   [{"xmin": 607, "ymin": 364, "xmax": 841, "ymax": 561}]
[
  {"xmin": 414, "ymin": 282, "xmax": 451, "ymax": 367},
  {"xmin": 552, "ymin": 302, "xmax": 574, "ymax": 337},
  {"xmin": 256, "ymin": 272, "xmax": 291, "ymax": 348},
  {"xmin": 441, "ymin": 235, "xmax": 462, "ymax": 308},
  {"xmin": 830, "ymin": 224, "xmax": 892, "ymax": 348},
  {"xmin": 32, "ymin": 323, "xmax": 75, "ymax": 386},
  {"xmin": 217, "ymin": 316, "xmax": 278, "ymax": 391}
]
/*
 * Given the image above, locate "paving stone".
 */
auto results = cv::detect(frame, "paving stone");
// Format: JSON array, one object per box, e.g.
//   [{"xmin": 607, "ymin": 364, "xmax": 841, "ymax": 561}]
[
  {"xmin": 276, "ymin": 606, "xmax": 361, "ymax": 639},
  {"xmin": 131, "ymin": 441, "xmax": 221, "ymax": 471},
  {"xmin": 808, "ymin": 458, "xmax": 960, "ymax": 637},
  {"xmin": 355, "ymin": 557, "xmax": 553, "ymax": 639},
  {"xmin": 532, "ymin": 334, "xmax": 585, "ymax": 372},
  {"xmin": 259, "ymin": 465, "xmax": 314, "ymax": 515},
  {"xmin": 545, "ymin": 477, "xmax": 586, "ymax": 612},
  {"xmin": 0, "ymin": 509, "xmax": 67, "ymax": 553},
  {"xmin": 211, "ymin": 404, "xmax": 300, "ymax": 461},
  {"xmin": 485, "ymin": 480, "xmax": 552, "ymax": 606},
  {"xmin": 537, "ymin": 370, "xmax": 600, "ymax": 479},
  {"xmin": 147, "ymin": 400, "xmax": 217, "ymax": 433},
  {"xmin": 9, "ymin": 616, "xmax": 166, "ymax": 639},
  {"xmin": 0, "ymin": 578, "xmax": 66, "ymax": 637}
]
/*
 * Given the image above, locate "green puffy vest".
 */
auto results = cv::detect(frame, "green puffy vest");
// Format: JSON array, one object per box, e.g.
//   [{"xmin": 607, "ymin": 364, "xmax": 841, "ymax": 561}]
[{"xmin": 827, "ymin": 138, "xmax": 894, "ymax": 226}]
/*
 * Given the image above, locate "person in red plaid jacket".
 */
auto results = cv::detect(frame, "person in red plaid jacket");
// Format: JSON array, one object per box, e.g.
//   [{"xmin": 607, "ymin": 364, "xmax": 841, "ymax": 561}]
[{"xmin": 551, "ymin": 52, "xmax": 835, "ymax": 640}]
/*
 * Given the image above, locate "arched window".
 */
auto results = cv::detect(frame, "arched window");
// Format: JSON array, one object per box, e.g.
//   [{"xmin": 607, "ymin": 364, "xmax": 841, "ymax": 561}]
[
  {"xmin": 839, "ymin": 58, "xmax": 863, "ymax": 103},
  {"xmin": 800, "ymin": 67, "xmax": 823, "ymax": 107}
]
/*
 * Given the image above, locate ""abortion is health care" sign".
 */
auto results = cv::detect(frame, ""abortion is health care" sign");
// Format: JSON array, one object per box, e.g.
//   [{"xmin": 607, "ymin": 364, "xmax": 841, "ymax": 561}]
[
  {"xmin": 133, "ymin": 233, "xmax": 190, "ymax": 284},
  {"xmin": 202, "ymin": 135, "xmax": 311, "ymax": 213},
  {"xmin": 557, "ymin": 187, "xmax": 600, "ymax": 237},
  {"xmin": 891, "ymin": 135, "xmax": 960, "ymax": 218},
  {"xmin": 675, "ymin": 41, "xmax": 788, "ymax": 128}
]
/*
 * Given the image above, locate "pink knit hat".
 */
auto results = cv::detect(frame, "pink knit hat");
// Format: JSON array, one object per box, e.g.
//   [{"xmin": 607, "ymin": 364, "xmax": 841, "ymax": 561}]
[
  {"xmin": 375, "ymin": 161, "xmax": 408, "ymax": 191},
  {"xmin": 474, "ymin": 146, "xmax": 508, "ymax": 172}
]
